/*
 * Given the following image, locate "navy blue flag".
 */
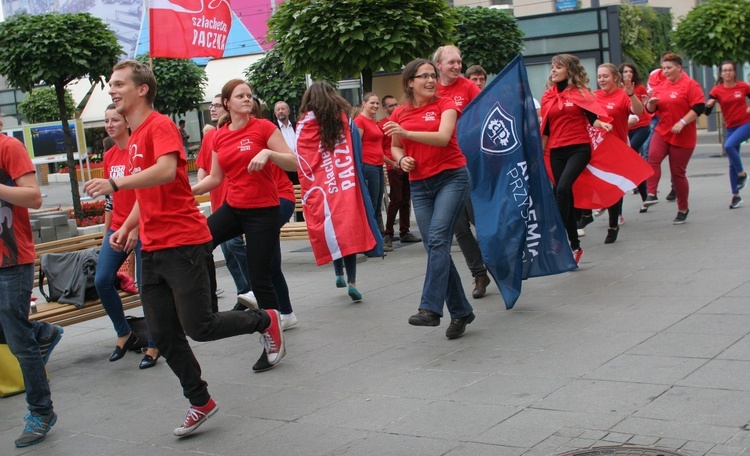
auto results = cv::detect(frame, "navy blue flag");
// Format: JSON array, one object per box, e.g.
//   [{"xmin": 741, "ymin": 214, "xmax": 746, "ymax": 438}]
[{"xmin": 457, "ymin": 55, "xmax": 576, "ymax": 309}]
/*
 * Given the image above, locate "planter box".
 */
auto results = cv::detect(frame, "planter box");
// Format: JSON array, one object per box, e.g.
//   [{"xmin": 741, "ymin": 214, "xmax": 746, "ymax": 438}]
[{"xmin": 53, "ymin": 168, "xmax": 105, "ymax": 182}]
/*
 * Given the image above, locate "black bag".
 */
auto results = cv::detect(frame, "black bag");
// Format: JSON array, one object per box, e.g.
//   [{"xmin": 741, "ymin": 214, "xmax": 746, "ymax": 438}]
[
  {"xmin": 124, "ymin": 316, "xmax": 149, "ymax": 352},
  {"xmin": 39, "ymin": 249, "xmax": 99, "ymax": 309}
]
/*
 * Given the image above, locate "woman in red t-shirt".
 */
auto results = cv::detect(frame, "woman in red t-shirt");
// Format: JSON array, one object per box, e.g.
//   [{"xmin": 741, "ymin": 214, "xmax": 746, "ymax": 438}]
[
  {"xmin": 619, "ymin": 63, "xmax": 652, "ymax": 212},
  {"xmin": 592, "ymin": 63, "xmax": 644, "ymax": 244},
  {"xmin": 95, "ymin": 104, "xmax": 159, "ymax": 369},
  {"xmin": 191, "ymin": 80, "xmax": 297, "ymax": 369},
  {"xmin": 383, "ymin": 58, "xmax": 475, "ymax": 340},
  {"xmin": 541, "ymin": 54, "xmax": 612, "ymax": 264},
  {"xmin": 643, "ymin": 53, "xmax": 706, "ymax": 224},
  {"xmin": 354, "ymin": 92, "xmax": 387, "ymax": 233},
  {"xmin": 705, "ymin": 61, "xmax": 750, "ymax": 209}
]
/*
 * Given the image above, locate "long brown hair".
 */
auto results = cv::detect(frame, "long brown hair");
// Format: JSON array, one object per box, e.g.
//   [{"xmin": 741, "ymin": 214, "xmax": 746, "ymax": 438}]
[
  {"xmin": 547, "ymin": 54, "xmax": 590, "ymax": 90},
  {"xmin": 218, "ymin": 79, "xmax": 254, "ymax": 128},
  {"xmin": 299, "ymin": 81, "xmax": 351, "ymax": 152}
]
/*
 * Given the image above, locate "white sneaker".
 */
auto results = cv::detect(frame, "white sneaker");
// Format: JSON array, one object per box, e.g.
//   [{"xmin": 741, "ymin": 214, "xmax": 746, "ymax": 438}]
[
  {"xmin": 577, "ymin": 228, "xmax": 585, "ymax": 237},
  {"xmin": 281, "ymin": 312, "xmax": 298, "ymax": 330},
  {"xmin": 237, "ymin": 291, "xmax": 258, "ymax": 310}
]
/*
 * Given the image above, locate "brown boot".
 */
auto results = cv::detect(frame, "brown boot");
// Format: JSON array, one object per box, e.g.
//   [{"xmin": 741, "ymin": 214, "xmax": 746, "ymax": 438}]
[
  {"xmin": 472, "ymin": 274, "xmax": 490, "ymax": 299},
  {"xmin": 383, "ymin": 234, "xmax": 393, "ymax": 252}
]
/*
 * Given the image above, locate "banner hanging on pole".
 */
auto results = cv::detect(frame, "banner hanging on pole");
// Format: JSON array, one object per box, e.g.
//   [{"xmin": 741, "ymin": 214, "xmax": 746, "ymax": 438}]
[{"xmin": 149, "ymin": 0, "xmax": 232, "ymax": 59}]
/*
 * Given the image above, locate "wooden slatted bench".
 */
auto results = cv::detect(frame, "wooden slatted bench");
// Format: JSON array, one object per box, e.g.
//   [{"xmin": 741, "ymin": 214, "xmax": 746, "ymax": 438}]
[
  {"xmin": 279, "ymin": 185, "xmax": 309, "ymax": 241},
  {"xmin": 30, "ymin": 232, "xmax": 141, "ymax": 327}
]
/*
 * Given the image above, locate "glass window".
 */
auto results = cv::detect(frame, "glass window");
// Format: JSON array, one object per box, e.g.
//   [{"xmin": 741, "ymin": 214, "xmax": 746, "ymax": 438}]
[
  {"xmin": 0, "ymin": 90, "xmax": 16, "ymax": 105},
  {"xmin": 524, "ymin": 34, "xmax": 602, "ymax": 56},
  {"xmin": 519, "ymin": 11, "xmax": 599, "ymax": 39}
]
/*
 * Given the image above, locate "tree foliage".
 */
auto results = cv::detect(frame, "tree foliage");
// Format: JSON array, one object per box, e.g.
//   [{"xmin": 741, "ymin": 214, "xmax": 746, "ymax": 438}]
[
  {"xmin": 451, "ymin": 7, "xmax": 524, "ymax": 74},
  {"xmin": 267, "ymin": 0, "xmax": 455, "ymax": 93},
  {"xmin": 244, "ymin": 48, "xmax": 307, "ymax": 118},
  {"xmin": 0, "ymin": 12, "xmax": 121, "ymax": 218},
  {"xmin": 136, "ymin": 53, "xmax": 207, "ymax": 118},
  {"xmin": 673, "ymin": 0, "xmax": 750, "ymax": 67},
  {"xmin": 620, "ymin": 3, "xmax": 673, "ymax": 74},
  {"xmin": 18, "ymin": 87, "xmax": 77, "ymax": 123}
]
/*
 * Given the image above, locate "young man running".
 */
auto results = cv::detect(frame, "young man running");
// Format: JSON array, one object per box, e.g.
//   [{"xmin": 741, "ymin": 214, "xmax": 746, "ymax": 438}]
[{"xmin": 84, "ymin": 60, "xmax": 285, "ymax": 437}]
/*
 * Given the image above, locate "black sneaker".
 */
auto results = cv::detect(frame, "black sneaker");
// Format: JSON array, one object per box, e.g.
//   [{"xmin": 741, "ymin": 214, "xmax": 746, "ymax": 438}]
[
  {"xmin": 666, "ymin": 189, "xmax": 676, "ymax": 201},
  {"xmin": 738, "ymin": 174, "xmax": 748, "ymax": 191},
  {"xmin": 576, "ymin": 214, "xmax": 594, "ymax": 230},
  {"xmin": 37, "ymin": 325, "xmax": 63, "ymax": 365},
  {"xmin": 673, "ymin": 209, "xmax": 689, "ymax": 225},
  {"xmin": 408, "ymin": 309, "xmax": 440, "ymax": 326},
  {"xmin": 15, "ymin": 412, "xmax": 56, "ymax": 448},
  {"xmin": 730, "ymin": 195, "xmax": 743, "ymax": 209},
  {"xmin": 445, "ymin": 313, "xmax": 475, "ymax": 339},
  {"xmin": 643, "ymin": 195, "xmax": 659, "ymax": 207}
]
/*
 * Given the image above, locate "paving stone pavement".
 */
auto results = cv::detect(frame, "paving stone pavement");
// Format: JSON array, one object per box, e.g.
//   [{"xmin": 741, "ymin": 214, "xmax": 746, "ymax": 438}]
[{"xmin": 2, "ymin": 137, "xmax": 749, "ymax": 455}]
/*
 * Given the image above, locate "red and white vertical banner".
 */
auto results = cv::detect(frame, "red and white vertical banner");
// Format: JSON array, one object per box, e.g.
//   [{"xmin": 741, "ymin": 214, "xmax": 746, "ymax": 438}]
[{"xmin": 149, "ymin": 0, "xmax": 232, "ymax": 59}]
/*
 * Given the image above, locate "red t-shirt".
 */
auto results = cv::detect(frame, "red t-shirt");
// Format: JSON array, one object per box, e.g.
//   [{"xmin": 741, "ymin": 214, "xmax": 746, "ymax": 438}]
[
  {"xmin": 542, "ymin": 87, "xmax": 593, "ymax": 148},
  {"xmin": 377, "ymin": 116, "xmax": 395, "ymax": 169},
  {"xmin": 389, "ymin": 97, "xmax": 466, "ymax": 181},
  {"xmin": 354, "ymin": 115, "xmax": 385, "ymax": 166},
  {"xmin": 214, "ymin": 117, "xmax": 280, "ymax": 209},
  {"xmin": 709, "ymin": 82, "xmax": 750, "ymax": 129},
  {"xmin": 631, "ymin": 84, "xmax": 651, "ymax": 130},
  {"xmin": 436, "ymin": 76, "xmax": 480, "ymax": 111},
  {"xmin": 0, "ymin": 135, "xmax": 35, "ymax": 267},
  {"xmin": 196, "ymin": 128, "xmax": 227, "ymax": 211},
  {"xmin": 103, "ymin": 145, "xmax": 137, "ymax": 232},
  {"xmin": 128, "ymin": 112, "xmax": 211, "ymax": 251},
  {"xmin": 652, "ymin": 75, "xmax": 705, "ymax": 148},
  {"xmin": 593, "ymin": 88, "xmax": 632, "ymax": 142}
]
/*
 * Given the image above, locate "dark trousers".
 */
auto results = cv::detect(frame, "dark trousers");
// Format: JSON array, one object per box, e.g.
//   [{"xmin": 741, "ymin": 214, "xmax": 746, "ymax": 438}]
[
  {"xmin": 140, "ymin": 242, "xmax": 270, "ymax": 406},
  {"xmin": 550, "ymin": 143, "xmax": 591, "ymax": 251},
  {"xmin": 453, "ymin": 196, "xmax": 487, "ymax": 277},
  {"xmin": 385, "ymin": 168, "xmax": 411, "ymax": 237},
  {"xmin": 208, "ymin": 203, "xmax": 280, "ymax": 311}
]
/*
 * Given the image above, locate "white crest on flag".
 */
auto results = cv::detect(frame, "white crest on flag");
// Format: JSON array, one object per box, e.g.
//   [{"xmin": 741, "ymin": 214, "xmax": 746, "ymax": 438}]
[{"xmin": 481, "ymin": 102, "xmax": 520, "ymax": 156}]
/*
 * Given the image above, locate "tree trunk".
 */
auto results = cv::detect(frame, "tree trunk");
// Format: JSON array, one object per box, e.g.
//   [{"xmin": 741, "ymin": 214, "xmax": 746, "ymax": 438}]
[
  {"xmin": 361, "ymin": 67, "xmax": 373, "ymax": 94},
  {"xmin": 54, "ymin": 82, "xmax": 83, "ymax": 220}
]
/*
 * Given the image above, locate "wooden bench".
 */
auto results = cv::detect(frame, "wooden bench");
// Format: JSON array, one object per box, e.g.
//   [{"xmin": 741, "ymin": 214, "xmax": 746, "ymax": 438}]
[
  {"xmin": 279, "ymin": 184, "xmax": 309, "ymax": 241},
  {"xmin": 30, "ymin": 232, "xmax": 141, "ymax": 327}
]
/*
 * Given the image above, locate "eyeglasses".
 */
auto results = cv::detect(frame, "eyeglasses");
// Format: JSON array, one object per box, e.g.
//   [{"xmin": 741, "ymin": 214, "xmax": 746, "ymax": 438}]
[
  {"xmin": 412, "ymin": 73, "xmax": 437, "ymax": 80},
  {"xmin": 384, "ymin": 103, "xmax": 398, "ymax": 109},
  {"xmin": 209, "ymin": 104, "xmax": 222, "ymax": 109}
]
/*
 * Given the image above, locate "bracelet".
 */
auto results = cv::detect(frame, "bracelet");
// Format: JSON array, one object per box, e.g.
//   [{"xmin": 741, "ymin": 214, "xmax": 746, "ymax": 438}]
[
  {"xmin": 108, "ymin": 178, "xmax": 119, "ymax": 192},
  {"xmin": 679, "ymin": 119, "xmax": 687, "ymax": 126},
  {"xmin": 397, "ymin": 156, "xmax": 405, "ymax": 168}
]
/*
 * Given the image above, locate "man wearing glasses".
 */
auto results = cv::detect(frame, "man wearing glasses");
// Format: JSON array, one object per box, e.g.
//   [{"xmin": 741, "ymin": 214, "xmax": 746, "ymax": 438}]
[{"xmin": 379, "ymin": 95, "xmax": 421, "ymax": 251}]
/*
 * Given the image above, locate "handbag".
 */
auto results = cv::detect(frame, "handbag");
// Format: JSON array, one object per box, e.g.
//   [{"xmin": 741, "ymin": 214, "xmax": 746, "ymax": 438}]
[
  {"xmin": 0, "ymin": 344, "xmax": 25, "ymax": 397},
  {"xmin": 39, "ymin": 249, "xmax": 99, "ymax": 308}
]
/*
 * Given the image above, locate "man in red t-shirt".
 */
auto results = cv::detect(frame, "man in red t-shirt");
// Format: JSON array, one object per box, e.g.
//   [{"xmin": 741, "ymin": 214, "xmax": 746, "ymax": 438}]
[
  {"xmin": 0, "ymin": 135, "xmax": 64, "ymax": 448},
  {"xmin": 83, "ymin": 60, "xmax": 285, "ymax": 438},
  {"xmin": 433, "ymin": 45, "xmax": 491, "ymax": 299}
]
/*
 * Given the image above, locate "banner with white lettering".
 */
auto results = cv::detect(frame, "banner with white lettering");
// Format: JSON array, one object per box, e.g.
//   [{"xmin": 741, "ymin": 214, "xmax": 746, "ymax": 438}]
[
  {"xmin": 457, "ymin": 55, "xmax": 576, "ymax": 309},
  {"xmin": 149, "ymin": 0, "xmax": 232, "ymax": 59},
  {"xmin": 295, "ymin": 112, "xmax": 382, "ymax": 265}
]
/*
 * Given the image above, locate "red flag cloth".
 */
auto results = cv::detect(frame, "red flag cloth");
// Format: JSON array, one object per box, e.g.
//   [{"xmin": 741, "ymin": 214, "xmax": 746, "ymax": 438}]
[
  {"xmin": 295, "ymin": 112, "xmax": 376, "ymax": 265},
  {"xmin": 149, "ymin": 0, "xmax": 231, "ymax": 59}
]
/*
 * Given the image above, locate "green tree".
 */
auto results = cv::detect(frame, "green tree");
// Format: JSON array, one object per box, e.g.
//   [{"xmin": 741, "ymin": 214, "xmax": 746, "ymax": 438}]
[
  {"xmin": 18, "ymin": 87, "xmax": 77, "ymax": 123},
  {"xmin": 267, "ymin": 0, "xmax": 455, "ymax": 93},
  {"xmin": 0, "ymin": 12, "xmax": 121, "ymax": 218},
  {"xmin": 620, "ymin": 3, "xmax": 673, "ymax": 74},
  {"xmin": 244, "ymin": 48, "xmax": 307, "ymax": 118},
  {"xmin": 452, "ymin": 6, "xmax": 524, "ymax": 74},
  {"xmin": 673, "ymin": 0, "xmax": 750, "ymax": 67},
  {"xmin": 136, "ymin": 53, "xmax": 207, "ymax": 119}
]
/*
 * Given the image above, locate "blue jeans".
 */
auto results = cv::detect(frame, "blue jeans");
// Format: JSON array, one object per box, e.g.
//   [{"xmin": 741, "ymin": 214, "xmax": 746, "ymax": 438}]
[
  {"xmin": 0, "ymin": 263, "xmax": 53, "ymax": 414},
  {"xmin": 410, "ymin": 167, "xmax": 473, "ymax": 318},
  {"xmin": 362, "ymin": 163, "xmax": 385, "ymax": 230},
  {"xmin": 724, "ymin": 122, "xmax": 750, "ymax": 193},
  {"xmin": 95, "ymin": 230, "xmax": 154, "ymax": 348},
  {"xmin": 221, "ymin": 236, "xmax": 250, "ymax": 295}
]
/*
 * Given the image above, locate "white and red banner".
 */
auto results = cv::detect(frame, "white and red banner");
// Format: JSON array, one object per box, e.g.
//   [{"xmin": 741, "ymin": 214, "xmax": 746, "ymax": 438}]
[
  {"xmin": 149, "ymin": 0, "xmax": 232, "ymax": 59},
  {"xmin": 295, "ymin": 112, "xmax": 377, "ymax": 265}
]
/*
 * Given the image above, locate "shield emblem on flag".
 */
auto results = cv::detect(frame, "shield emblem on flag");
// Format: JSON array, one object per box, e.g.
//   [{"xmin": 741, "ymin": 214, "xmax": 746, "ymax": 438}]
[{"xmin": 481, "ymin": 103, "xmax": 520, "ymax": 156}]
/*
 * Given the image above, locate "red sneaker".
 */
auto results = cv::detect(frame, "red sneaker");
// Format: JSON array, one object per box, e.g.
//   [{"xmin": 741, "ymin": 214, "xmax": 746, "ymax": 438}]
[
  {"xmin": 260, "ymin": 310, "xmax": 286, "ymax": 365},
  {"xmin": 173, "ymin": 398, "xmax": 218, "ymax": 437},
  {"xmin": 572, "ymin": 247, "xmax": 584, "ymax": 265}
]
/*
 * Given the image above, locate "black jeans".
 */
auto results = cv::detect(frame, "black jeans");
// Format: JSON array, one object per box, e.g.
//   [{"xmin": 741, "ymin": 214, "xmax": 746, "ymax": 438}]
[
  {"xmin": 208, "ymin": 203, "xmax": 281, "ymax": 311},
  {"xmin": 453, "ymin": 195, "xmax": 487, "ymax": 277},
  {"xmin": 140, "ymin": 242, "xmax": 270, "ymax": 406},
  {"xmin": 550, "ymin": 143, "xmax": 591, "ymax": 251}
]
